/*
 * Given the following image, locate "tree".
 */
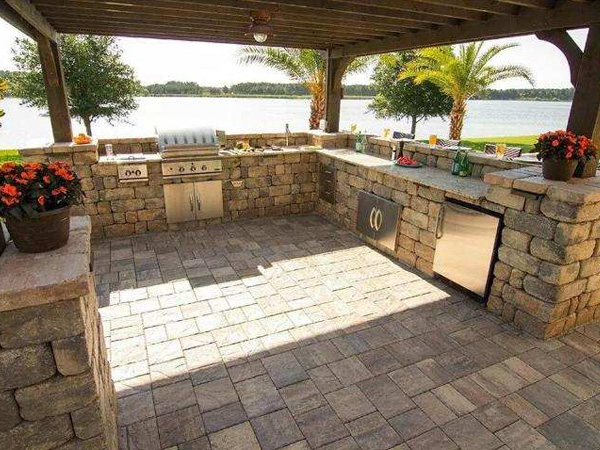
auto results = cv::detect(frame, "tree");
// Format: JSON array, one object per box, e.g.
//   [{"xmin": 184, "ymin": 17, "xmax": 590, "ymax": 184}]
[
  {"xmin": 0, "ymin": 77, "xmax": 7, "ymax": 128},
  {"xmin": 368, "ymin": 52, "xmax": 452, "ymax": 136},
  {"xmin": 399, "ymin": 42, "xmax": 534, "ymax": 140},
  {"xmin": 11, "ymin": 35, "xmax": 142, "ymax": 135},
  {"xmin": 239, "ymin": 48, "xmax": 371, "ymax": 129}
]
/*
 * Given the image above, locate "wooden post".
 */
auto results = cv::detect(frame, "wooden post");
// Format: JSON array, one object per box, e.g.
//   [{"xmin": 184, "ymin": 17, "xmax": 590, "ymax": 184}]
[
  {"xmin": 567, "ymin": 25, "xmax": 600, "ymax": 142},
  {"xmin": 37, "ymin": 34, "xmax": 72, "ymax": 143},
  {"xmin": 535, "ymin": 29, "xmax": 582, "ymax": 86},
  {"xmin": 325, "ymin": 51, "xmax": 353, "ymax": 133}
]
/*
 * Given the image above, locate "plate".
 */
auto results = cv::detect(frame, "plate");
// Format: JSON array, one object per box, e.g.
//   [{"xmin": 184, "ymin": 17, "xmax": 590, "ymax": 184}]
[{"xmin": 394, "ymin": 162, "xmax": 423, "ymax": 168}]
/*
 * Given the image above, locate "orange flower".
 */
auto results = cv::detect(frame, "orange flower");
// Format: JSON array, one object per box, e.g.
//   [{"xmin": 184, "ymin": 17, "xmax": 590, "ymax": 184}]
[
  {"xmin": 51, "ymin": 186, "xmax": 68, "ymax": 196},
  {"xmin": 54, "ymin": 168, "xmax": 74, "ymax": 181},
  {"xmin": 1, "ymin": 196, "xmax": 19, "ymax": 206},
  {"xmin": 43, "ymin": 175, "xmax": 51, "ymax": 184},
  {"xmin": 0, "ymin": 162, "xmax": 17, "ymax": 174},
  {"xmin": 0, "ymin": 184, "xmax": 19, "ymax": 197},
  {"xmin": 23, "ymin": 162, "xmax": 42, "ymax": 171}
]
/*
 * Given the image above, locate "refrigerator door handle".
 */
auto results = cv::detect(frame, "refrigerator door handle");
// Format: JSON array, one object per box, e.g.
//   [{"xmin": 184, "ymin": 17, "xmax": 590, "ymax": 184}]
[{"xmin": 435, "ymin": 206, "xmax": 445, "ymax": 239}]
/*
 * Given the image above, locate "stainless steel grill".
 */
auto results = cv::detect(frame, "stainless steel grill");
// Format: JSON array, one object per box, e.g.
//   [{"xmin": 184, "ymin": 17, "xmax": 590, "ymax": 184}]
[{"xmin": 157, "ymin": 126, "xmax": 220, "ymax": 158}]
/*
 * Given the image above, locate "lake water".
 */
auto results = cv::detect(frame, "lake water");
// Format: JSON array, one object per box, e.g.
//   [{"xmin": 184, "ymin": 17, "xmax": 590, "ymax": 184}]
[{"xmin": 0, "ymin": 96, "xmax": 572, "ymax": 149}]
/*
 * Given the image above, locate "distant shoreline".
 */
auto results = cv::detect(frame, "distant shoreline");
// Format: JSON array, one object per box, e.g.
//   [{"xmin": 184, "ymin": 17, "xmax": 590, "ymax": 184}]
[{"xmin": 138, "ymin": 94, "xmax": 570, "ymax": 102}]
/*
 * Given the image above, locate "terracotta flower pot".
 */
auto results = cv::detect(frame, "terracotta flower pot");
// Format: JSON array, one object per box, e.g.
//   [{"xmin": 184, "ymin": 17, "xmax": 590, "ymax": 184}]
[
  {"xmin": 5, "ymin": 206, "xmax": 71, "ymax": 253},
  {"xmin": 574, "ymin": 156, "xmax": 598, "ymax": 179},
  {"xmin": 542, "ymin": 159, "xmax": 577, "ymax": 181}
]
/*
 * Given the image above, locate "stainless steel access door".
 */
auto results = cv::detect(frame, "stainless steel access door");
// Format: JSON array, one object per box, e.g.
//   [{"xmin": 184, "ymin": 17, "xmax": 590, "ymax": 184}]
[
  {"xmin": 357, "ymin": 191, "xmax": 400, "ymax": 251},
  {"xmin": 164, "ymin": 183, "xmax": 196, "ymax": 224},
  {"xmin": 433, "ymin": 202, "xmax": 501, "ymax": 298},
  {"xmin": 194, "ymin": 180, "xmax": 224, "ymax": 220}
]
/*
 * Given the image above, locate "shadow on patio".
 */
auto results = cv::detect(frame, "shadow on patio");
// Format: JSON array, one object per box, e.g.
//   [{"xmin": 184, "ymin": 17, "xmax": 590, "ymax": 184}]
[{"xmin": 93, "ymin": 214, "xmax": 600, "ymax": 450}]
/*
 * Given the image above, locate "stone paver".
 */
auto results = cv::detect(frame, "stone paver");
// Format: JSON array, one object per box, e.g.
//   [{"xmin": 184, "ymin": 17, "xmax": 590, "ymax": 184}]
[{"xmin": 95, "ymin": 215, "xmax": 600, "ymax": 449}]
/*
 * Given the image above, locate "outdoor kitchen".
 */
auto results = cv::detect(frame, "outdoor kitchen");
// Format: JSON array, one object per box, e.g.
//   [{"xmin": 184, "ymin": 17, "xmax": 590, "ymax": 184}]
[{"xmin": 11, "ymin": 129, "xmax": 600, "ymax": 342}]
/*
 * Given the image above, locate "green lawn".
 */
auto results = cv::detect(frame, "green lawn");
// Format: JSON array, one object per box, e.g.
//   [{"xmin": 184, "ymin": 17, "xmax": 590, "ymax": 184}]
[
  {"xmin": 0, "ymin": 150, "xmax": 22, "ymax": 163},
  {"xmin": 459, "ymin": 135, "xmax": 537, "ymax": 153}
]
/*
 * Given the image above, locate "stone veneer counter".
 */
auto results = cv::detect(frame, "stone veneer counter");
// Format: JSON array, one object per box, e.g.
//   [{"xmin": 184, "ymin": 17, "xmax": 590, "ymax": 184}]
[
  {"xmin": 318, "ymin": 148, "xmax": 490, "ymax": 201},
  {"xmin": 0, "ymin": 217, "xmax": 117, "ymax": 450}
]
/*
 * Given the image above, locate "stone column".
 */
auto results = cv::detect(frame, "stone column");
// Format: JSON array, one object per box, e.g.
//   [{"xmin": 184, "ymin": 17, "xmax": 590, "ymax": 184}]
[
  {"xmin": 484, "ymin": 169, "xmax": 600, "ymax": 338},
  {"xmin": 0, "ymin": 217, "xmax": 117, "ymax": 450}
]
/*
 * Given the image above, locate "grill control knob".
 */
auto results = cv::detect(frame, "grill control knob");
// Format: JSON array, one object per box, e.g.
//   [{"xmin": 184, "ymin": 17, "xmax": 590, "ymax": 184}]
[
  {"xmin": 190, "ymin": 165, "xmax": 197, "ymax": 172},
  {"xmin": 201, "ymin": 165, "xmax": 208, "ymax": 171},
  {"xmin": 179, "ymin": 167, "xmax": 185, "ymax": 173}
]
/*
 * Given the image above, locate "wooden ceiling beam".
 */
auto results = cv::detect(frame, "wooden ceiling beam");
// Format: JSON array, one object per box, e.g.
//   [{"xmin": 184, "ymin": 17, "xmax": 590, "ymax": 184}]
[
  {"xmin": 37, "ymin": 4, "xmax": 402, "ymax": 38},
  {"xmin": 56, "ymin": 26, "xmax": 331, "ymax": 48},
  {"xmin": 32, "ymin": 0, "xmax": 438, "ymax": 30},
  {"xmin": 49, "ymin": 16, "xmax": 359, "ymax": 44},
  {"xmin": 495, "ymin": 0, "xmax": 552, "ymax": 8},
  {"xmin": 407, "ymin": 0, "xmax": 518, "ymax": 15},
  {"xmin": 1, "ymin": 0, "xmax": 57, "ymax": 40},
  {"xmin": 331, "ymin": 0, "xmax": 600, "ymax": 57},
  {"xmin": 248, "ymin": 0, "xmax": 487, "ymax": 21},
  {"xmin": 51, "ymin": 20, "xmax": 357, "ymax": 45},
  {"xmin": 34, "ymin": 1, "xmax": 415, "ymax": 34}
]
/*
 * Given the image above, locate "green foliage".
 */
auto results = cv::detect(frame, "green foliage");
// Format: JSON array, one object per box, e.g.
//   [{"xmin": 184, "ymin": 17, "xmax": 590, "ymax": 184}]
[
  {"xmin": 11, "ymin": 35, "xmax": 143, "ymax": 135},
  {"xmin": 400, "ymin": 43, "xmax": 534, "ymax": 102},
  {"xmin": 400, "ymin": 42, "xmax": 534, "ymax": 139},
  {"xmin": 475, "ymin": 88, "xmax": 573, "ymax": 102},
  {"xmin": 368, "ymin": 52, "xmax": 452, "ymax": 135},
  {"xmin": 238, "ymin": 47, "xmax": 371, "ymax": 128},
  {"xmin": 0, "ymin": 150, "xmax": 21, "ymax": 163},
  {"xmin": 458, "ymin": 136, "xmax": 536, "ymax": 153}
]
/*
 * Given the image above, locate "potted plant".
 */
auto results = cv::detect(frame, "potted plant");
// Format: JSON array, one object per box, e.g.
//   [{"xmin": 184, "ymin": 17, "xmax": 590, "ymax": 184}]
[
  {"xmin": 535, "ymin": 130, "xmax": 582, "ymax": 181},
  {"xmin": 0, "ymin": 161, "xmax": 83, "ymax": 253},
  {"xmin": 574, "ymin": 135, "xmax": 598, "ymax": 178}
]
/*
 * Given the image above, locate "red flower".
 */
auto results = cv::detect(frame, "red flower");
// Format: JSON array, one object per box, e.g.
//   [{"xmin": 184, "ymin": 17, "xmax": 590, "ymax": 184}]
[
  {"xmin": 51, "ymin": 186, "xmax": 68, "ymax": 196},
  {"xmin": 1, "ymin": 196, "xmax": 19, "ymax": 206},
  {"xmin": 54, "ymin": 168, "xmax": 74, "ymax": 181},
  {"xmin": 38, "ymin": 195, "xmax": 46, "ymax": 206},
  {"xmin": 551, "ymin": 140, "xmax": 559, "ymax": 147},
  {"xmin": 0, "ymin": 184, "xmax": 19, "ymax": 197},
  {"xmin": 43, "ymin": 175, "xmax": 51, "ymax": 184}
]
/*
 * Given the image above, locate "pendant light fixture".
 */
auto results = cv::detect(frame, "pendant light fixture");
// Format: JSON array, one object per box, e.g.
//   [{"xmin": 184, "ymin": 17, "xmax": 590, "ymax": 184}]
[{"xmin": 247, "ymin": 11, "xmax": 273, "ymax": 43}]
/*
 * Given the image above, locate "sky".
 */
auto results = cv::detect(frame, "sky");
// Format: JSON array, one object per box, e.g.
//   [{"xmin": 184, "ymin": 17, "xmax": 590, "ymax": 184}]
[{"xmin": 0, "ymin": 17, "xmax": 588, "ymax": 89}]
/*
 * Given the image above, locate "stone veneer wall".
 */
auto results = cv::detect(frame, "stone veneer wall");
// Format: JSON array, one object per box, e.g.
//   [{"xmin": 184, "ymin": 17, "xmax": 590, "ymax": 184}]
[
  {"xmin": 0, "ymin": 218, "xmax": 117, "ymax": 450},
  {"xmin": 317, "ymin": 152, "xmax": 463, "ymax": 277},
  {"xmin": 98, "ymin": 138, "xmax": 159, "ymax": 156},
  {"xmin": 20, "ymin": 142, "xmax": 319, "ymax": 239},
  {"xmin": 483, "ymin": 169, "xmax": 600, "ymax": 338}
]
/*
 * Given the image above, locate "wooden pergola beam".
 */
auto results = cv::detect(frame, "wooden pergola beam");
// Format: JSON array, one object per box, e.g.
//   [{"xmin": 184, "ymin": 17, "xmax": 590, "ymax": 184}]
[
  {"xmin": 36, "ymin": 4, "xmax": 402, "ymax": 38},
  {"xmin": 331, "ymin": 0, "xmax": 600, "ymax": 57},
  {"xmin": 535, "ymin": 29, "xmax": 583, "ymax": 86},
  {"xmin": 1, "ymin": 0, "xmax": 57, "ymax": 40},
  {"xmin": 36, "ymin": 34, "xmax": 72, "ymax": 143},
  {"xmin": 33, "ymin": 0, "xmax": 437, "ymax": 30},
  {"xmin": 408, "ymin": 0, "xmax": 518, "ymax": 15},
  {"xmin": 324, "ymin": 53, "xmax": 354, "ymax": 133},
  {"xmin": 567, "ymin": 25, "xmax": 600, "ymax": 143}
]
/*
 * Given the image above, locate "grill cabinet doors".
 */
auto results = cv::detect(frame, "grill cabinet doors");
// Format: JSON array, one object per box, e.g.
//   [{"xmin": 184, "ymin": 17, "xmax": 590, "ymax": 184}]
[
  {"xmin": 164, "ymin": 183, "xmax": 196, "ymax": 224},
  {"xmin": 194, "ymin": 180, "xmax": 224, "ymax": 220},
  {"xmin": 164, "ymin": 181, "xmax": 223, "ymax": 224},
  {"xmin": 357, "ymin": 191, "xmax": 400, "ymax": 251}
]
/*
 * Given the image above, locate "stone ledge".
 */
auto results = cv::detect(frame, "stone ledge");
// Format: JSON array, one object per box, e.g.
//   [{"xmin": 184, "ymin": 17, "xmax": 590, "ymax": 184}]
[
  {"xmin": 0, "ymin": 217, "xmax": 92, "ymax": 312},
  {"xmin": 486, "ymin": 167, "xmax": 600, "ymax": 204}
]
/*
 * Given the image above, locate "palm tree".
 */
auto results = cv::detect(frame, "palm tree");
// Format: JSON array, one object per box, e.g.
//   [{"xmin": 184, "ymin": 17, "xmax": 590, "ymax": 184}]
[
  {"xmin": 239, "ymin": 48, "xmax": 371, "ymax": 129},
  {"xmin": 399, "ymin": 42, "xmax": 534, "ymax": 140}
]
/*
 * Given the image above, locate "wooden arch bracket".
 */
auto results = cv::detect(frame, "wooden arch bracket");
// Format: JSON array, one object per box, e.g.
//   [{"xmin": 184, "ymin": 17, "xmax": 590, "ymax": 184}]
[{"xmin": 535, "ymin": 28, "xmax": 583, "ymax": 86}]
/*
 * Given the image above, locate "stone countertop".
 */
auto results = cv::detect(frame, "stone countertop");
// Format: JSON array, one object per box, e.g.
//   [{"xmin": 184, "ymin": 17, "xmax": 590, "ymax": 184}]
[
  {"xmin": 0, "ymin": 216, "xmax": 92, "ymax": 312},
  {"xmin": 485, "ymin": 166, "xmax": 600, "ymax": 203},
  {"xmin": 318, "ymin": 148, "xmax": 490, "ymax": 201},
  {"xmin": 97, "ymin": 146, "xmax": 319, "ymax": 164}
]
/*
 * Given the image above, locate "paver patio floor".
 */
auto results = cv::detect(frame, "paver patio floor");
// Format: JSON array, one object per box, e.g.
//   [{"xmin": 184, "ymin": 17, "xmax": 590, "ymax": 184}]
[{"xmin": 93, "ymin": 214, "xmax": 600, "ymax": 450}]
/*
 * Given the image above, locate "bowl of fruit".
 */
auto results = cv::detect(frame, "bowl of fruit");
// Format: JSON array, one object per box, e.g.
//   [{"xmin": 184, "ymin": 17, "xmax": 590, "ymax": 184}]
[{"xmin": 395, "ymin": 156, "xmax": 423, "ymax": 168}]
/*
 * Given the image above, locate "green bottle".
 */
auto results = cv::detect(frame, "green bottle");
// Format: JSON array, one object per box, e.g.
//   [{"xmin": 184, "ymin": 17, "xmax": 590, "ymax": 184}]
[{"xmin": 452, "ymin": 150, "xmax": 472, "ymax": 177}]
